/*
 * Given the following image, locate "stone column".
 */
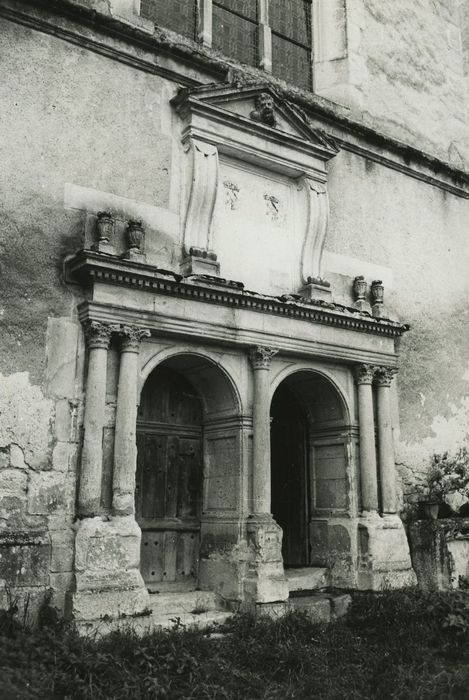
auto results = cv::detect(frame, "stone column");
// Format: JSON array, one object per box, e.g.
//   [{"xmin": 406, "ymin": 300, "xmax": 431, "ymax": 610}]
[
  {"xmin": 375, "ymin": 367, "xmax": 398, "ymax": 514},
  {"xmin": 245, "ymin": 346, "xmax": 288, "ymax": 604},
  {"xmin": 249, "ymin": 346, "xmax": 278, "ymax": 515},
  {"xmin": 79, "ymin": 320, "xmax": 114, "ymax": 517},
  {"xmin": 354, "ymin": 364, "xmax": 379, "ymax": 514},
  {"xmin": 112, "ymin": 325, "xmax": 150, "ymax": 517}
]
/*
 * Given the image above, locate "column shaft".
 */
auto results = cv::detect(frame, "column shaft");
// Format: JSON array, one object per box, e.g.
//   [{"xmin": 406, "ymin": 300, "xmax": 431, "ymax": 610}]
[
  {"xmin": 252, "ymin": 367, "xmax": 271, "ymax": 514},
  {"xmin": 355, "ymin": 365, "xmax": 379, "ymax": 513},
  {"xmin": 79, "ymin": 322, "xmax": 113, "ymax": 517},
  {"xmin": 250, "ymin": 346, "xmax": 277, "ymax": 515},
  {"xmin": 376, "ymin": 369, "xmax": 398, "ymax": 513},
  {"xmin": 112, "ymin": 327, "xmax": 150, "ymax": 516}
]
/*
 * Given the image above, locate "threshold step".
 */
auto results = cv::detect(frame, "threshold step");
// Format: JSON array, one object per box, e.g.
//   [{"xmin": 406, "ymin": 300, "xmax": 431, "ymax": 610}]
[
  {"xmin": 285, "ymin": 567, "xmax": 328, "ymax": 592},
  {"xmin": 149, "ymin": 590, "xmax": 219, "ymax": 617},
  {"xmin": 152, "ymin": 610, "xmax": 233, "ymax": 630}
]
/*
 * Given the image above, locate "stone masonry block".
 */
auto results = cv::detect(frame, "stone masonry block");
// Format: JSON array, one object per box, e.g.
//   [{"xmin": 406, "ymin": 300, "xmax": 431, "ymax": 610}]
[
  {"xmin": 0, "ymin": 372, "xmax": 54, "ymax": 470},
  {"xmin": 10, "ymin": 444, "xmax": 26, "ymax": 469},
  {"xmin": 52, "ymin": 441, "xmax": 77, "ymax": 473},
  {"xmin": 0, "ymin": 530, "xmax": 50, "ymax": 587},
  {"xmin": 45, "ymin": 318, "xmax": 79, "ymax": 399},
  {"xmin": 28, "ymin": 471, "xmax": 67, "ymax": 515},
  {"xmin": 55, "ymin": 399, "xmax": 74, "ymax": 442},
  {"xmin": 50, "ymin": 530, "xmax": 75, "ymax": 573},
  {"xmin": 0, "ymin": 468, "xmax": 28, "ymax": 497},
  {"xmin": 74, "ymin": 516, "xmax": 141, "ymax": 574}
]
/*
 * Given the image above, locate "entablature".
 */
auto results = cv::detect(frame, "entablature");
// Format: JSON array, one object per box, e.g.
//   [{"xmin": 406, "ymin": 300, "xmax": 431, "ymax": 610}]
[{"xmin": 66, "ymin": 250, "xmax": 408, "ymax": 366}]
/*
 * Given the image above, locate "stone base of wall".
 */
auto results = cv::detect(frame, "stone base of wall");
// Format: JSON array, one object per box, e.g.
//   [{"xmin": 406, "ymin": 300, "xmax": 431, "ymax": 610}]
[
  {"xmin": 408, "ymin": 518, "xmax": 469, "ymax": 590},
  {"xmin": 358, "ymin": 513, "xmax": 417, "ymax": 590}
]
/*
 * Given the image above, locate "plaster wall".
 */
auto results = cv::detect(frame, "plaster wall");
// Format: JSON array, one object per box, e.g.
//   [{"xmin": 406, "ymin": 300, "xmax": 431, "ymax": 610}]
[{"xmin": 325, "ymin": 149, "xmax": 469, "ymax": 509}]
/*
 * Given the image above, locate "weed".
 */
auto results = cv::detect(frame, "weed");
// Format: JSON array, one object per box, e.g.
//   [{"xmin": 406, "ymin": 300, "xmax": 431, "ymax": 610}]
[{"xmin": 0, "ymin": 590, "xmax": 468, "ymax": 699}]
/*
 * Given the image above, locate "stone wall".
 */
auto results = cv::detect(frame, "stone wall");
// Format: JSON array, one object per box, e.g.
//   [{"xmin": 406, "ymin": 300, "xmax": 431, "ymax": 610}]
[{"xmin": 342, "ymin": 0, "xmax": 469, "ymax": 168}]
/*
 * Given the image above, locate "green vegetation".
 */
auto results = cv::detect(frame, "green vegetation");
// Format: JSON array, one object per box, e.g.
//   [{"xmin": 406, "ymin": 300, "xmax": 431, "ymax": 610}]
[{"xmin": 1, "ymin": 590, "xmax": 469, "ymax": 699}]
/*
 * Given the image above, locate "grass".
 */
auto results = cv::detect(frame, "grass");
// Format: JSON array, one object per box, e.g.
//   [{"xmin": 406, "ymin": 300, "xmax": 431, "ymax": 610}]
[{"xmin": 1, "ymin": 589, "xmax": 469, "ymax": 699}]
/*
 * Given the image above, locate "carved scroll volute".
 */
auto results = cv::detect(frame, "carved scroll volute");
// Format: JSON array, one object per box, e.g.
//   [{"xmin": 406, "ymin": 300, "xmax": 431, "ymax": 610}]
[
  {"xmin": 183, "ymin": 138, "xmax": 219, "ymax": 253},
  {"xmin": 299, "ymin": 177, "xmax": 330, "ymax": 284}
]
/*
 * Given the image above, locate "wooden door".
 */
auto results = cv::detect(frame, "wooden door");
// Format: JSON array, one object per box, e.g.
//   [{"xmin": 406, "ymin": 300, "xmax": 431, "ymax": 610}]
[
  {"xmin": 136, "ymin": 367, "xmax": 203, "ymax": 592},
  {"xmin": 270, "ymin": 385, "xmax": 309, "ymax": 567}
]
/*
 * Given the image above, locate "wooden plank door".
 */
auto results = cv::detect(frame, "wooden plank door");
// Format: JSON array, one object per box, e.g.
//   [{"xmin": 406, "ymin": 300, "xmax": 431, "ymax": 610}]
[{"xmin": 135, "ymin": 366, "xmax": 203, "ymax": 592}]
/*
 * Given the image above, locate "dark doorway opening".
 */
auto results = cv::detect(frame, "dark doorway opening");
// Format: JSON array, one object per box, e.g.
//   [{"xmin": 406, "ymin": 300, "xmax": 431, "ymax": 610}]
[{"xmin": 270, "ymin": 384, "xmax": 309, "ymax": 567}]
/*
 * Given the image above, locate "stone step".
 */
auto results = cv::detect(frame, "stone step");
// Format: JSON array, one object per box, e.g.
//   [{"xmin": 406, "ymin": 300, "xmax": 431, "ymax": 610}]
[
  {"xmin": 149, "ymin": 590, "xmax": 219, "ymax": 617},
  {"xmin": 285, "ymin": 567, "xmax": 329, "ymax": 592},
  {"xmin": 289, "ymin": 592, "xmax": 352, "ymax": 623},
  {"xmin": 152, "ymin": 610, "xmax": 233, "ymax": 630}
]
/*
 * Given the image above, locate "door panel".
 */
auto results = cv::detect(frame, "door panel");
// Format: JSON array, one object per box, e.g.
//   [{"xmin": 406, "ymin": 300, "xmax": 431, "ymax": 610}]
[{"xmin": 136, "ymin": 366, "xmax": 203, "ymax": 591}]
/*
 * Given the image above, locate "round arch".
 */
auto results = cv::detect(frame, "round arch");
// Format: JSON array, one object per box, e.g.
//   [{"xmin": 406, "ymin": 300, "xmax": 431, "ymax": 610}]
[
  {"xmin": 140, "ymin": 348, "xmax": 243, "ymax": 417},
  {"xmin": 270, "ymin": 365, "xmax": 352, "ymax": 426}
]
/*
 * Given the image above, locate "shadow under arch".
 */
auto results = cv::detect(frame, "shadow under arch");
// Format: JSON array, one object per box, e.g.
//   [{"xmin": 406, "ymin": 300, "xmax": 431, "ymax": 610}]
[
  {"xmin": 270, "ymin": 366, "xmax": 351, "ymax": 428},
  {"xmin": 270, "ymin": 368, "xmax": 355, "ymax": 572},
  {"xmin": 140, "ymin": 349, "xmax": 242, "ymax": 418}
]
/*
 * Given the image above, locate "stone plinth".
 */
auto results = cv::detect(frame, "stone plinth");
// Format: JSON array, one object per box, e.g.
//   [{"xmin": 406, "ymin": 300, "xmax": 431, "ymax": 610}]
[
  {"xmin": 243, "ymin": 516, "xmax": 289, "ymax": 603},
  {"xmin": 357, "ymin": 513, "xmax": 417, "ymax": 590},
  {"xmin": 408, "ymin": 518, "xmax": 469, "ymax": 591},
  {"xmin": 180, "ymin": 252, "xmax": 220, "ymax": 277},
  {"xmin": 70, "ymin": 516, "xmax": 151, "ymax": 628},
  {"xmin": 299, "ymin": 280, "xmax": 332, "ymax": 302}
]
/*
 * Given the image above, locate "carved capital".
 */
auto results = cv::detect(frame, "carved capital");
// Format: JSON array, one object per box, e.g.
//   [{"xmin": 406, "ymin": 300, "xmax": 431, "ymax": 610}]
[
  {"xmin": 374, "ymin": 366, "xmax": 398, "ymax": 387},
  {"xmin": 249, "ymin": 346, "xmax": 278, "ymax": 370},
  {"xmin": 82, "ymin": 320, "xmax": 116, "ymax": 350},
  {"xmin": 118, "ymin": 326, "xmax": 151, "ymax": 353},
  {"xmin": 354, "ymin": 364, "xmax": 376, "ymax": 385}
]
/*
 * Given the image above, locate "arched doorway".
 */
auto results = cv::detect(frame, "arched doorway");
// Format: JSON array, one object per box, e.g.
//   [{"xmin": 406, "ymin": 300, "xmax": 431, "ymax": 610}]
[
  {"xmin": 136, "ymin": 365, "xmax": 203, "ymax": 591},
  {"xmin": 270, "ymin": 370, "xmax": 351, "ymax": 570},
  {"xmin": 271, "ymin": 384, "xmax": 308, "ymax": 566},
  {"xmin": 136, "ymin": 352, "xmax": 242, "ymax": 593}
]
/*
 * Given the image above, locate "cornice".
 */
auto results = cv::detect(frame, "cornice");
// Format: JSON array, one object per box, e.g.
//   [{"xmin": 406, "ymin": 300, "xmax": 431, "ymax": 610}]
[
  {"xmin": 3, "ymin": 0, "xmax": 469, "ymax": 198},
  {"xmin": 65, "ymin": 250, "xmax": 409, "ymax": 339}
]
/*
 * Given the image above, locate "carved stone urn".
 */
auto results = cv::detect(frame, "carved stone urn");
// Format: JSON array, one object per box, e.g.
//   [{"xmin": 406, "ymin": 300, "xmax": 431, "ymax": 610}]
[
  {"xmin": 371, "ymin": 280, "xmax": 384, "ymax": 317},
  {"xmin": 371, "ymin": 280, "xmax": 384, "ymax": 305},
  {"xmin": 96, "ymin": 211, "xmax": 114, "ymax": 243},
  {"xmin": 352, "ymin": 275, "xmax": 370, "ymax": 312},
  {"xmin": 123, "ymin": 219, "xmax": 146, "ymax": 262},
  {"xmin": 126, "ymin": 219, "xmax": 145, "ymax": 253},
  {"xmin": 94, "ymin": 211, "xmax": 116, "ymax": 254},
  {"xmin": 353, "ymin": 276, "xmax": 367, "ymax": 302}
]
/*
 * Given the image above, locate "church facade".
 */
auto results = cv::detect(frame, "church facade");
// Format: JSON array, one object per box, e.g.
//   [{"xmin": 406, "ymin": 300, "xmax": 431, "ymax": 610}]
[{"xmin": 1, "ymin": 0, "xmax": 469, "ymax": 630}]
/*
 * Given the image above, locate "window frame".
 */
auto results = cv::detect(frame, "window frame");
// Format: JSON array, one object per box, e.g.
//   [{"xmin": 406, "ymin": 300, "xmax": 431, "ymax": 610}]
[{"xmin": 140, "ymin": 0, "xmax": 315, "ymax": 90}]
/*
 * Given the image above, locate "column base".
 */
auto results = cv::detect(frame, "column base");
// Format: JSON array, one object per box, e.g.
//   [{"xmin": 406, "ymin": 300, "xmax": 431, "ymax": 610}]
[
  {"xmin": 243, "ymin": 515, "xmax": 289, "ymax": 604},
  {"xmin": 357, "ymin": 513, "xmax": 417, "ymax": 590},
  {"xmin": 70, "ymin": 516, "xmax": 151, "ymax": 634}
]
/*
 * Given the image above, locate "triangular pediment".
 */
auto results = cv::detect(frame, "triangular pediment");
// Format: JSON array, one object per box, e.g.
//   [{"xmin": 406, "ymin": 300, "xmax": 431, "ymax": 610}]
[{"xmin": 172, "ymin": 83, "xmax": 339, "ymax": 160}]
